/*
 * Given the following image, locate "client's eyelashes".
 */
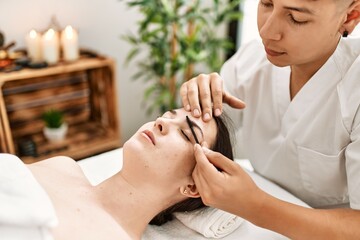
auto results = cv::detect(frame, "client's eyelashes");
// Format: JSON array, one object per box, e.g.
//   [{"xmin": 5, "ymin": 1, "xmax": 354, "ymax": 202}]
[
  {"xmin": 180, "ymin": 129, "xmax": 191, "ymax": 142},
  {"xmin": 186, "ymin": 116, "xmax": 200, "ymax": 144}
]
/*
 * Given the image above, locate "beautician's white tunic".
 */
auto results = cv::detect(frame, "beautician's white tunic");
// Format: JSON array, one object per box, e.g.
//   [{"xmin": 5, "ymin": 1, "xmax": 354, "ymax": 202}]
[{"xmin": 221, "ymin": 38, "xmax": 360, "ymax": 209}]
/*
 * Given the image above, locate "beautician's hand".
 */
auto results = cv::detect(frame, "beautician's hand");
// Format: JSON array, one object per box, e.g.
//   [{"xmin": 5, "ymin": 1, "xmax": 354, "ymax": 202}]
[
  {"xmin": 180, "ymin": 73, "xmax": 245, "ymax": 122},
  {"xmin": 192, "ymin": 144, "xmax": 264, "ymax": 218}
]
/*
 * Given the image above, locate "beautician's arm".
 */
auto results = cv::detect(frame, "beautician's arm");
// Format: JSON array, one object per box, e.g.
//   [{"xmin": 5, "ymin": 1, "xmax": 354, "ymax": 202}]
[{"xmin": 192, "ymin": 144, "xmax": 360, "ymax": 240}]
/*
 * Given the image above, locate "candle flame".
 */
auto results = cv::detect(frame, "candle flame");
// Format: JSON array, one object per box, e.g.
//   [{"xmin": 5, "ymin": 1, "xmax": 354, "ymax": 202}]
[
  {"xmin": 45, "ymin": 28, "xmax": 55, "ymax": 40},
  {"xmin": 29, "ymin": 30, "xmax": 38, "ymax": 39},
  {"xmin": 65, "ymin": 25, "xmax": 74, "ymax": 39},
  {"xmin": 44, "ymin": 29, "xmax": 56, "ymax": 40}
]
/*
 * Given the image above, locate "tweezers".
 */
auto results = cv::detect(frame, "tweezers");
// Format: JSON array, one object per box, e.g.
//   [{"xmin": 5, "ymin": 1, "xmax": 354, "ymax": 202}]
[{"xmin": 186, "ymin": 116, "xmax": 200, "ymax": 144}]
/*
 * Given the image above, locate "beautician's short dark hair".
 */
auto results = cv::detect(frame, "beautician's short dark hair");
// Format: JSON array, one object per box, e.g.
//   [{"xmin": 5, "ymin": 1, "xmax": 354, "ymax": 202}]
[{"xmin": 149, "ymin": 112, "xmax": 234, "ymax": 226}]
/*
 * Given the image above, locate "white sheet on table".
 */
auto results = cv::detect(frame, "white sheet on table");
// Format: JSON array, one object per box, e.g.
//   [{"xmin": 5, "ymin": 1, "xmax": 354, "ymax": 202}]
[
  {"xmin": 0, "ymin": 154, "xmax": 58, "ymax": 240},
  {"xmin": 79, "ymin": 148, "xmax": 310, "ymax": 240}
]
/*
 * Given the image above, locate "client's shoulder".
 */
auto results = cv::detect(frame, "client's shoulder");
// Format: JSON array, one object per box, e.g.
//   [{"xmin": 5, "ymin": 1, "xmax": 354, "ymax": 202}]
[
  {"xmin": 33, "ymin": 155, "xmax": 77, "ymax": 167},
  {"xmin": 29, "ymin": 156, "xmax": 84, "ymax": 177}
]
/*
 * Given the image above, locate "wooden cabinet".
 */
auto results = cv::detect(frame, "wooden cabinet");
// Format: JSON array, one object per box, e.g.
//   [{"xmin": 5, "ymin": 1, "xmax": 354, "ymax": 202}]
[{"xmin": 0, "ymin": 57, "xmax": 122, "ymax": 163}]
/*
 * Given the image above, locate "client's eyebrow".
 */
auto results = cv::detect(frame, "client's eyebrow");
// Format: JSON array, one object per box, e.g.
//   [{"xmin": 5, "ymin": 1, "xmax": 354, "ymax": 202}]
[
  {"xmin": 168, "ymin": 110, "xmax": 204, "ymax": 143},
  {"xmin": 283, "ymin": 5, "xmax": 314, "ymax": 14},
  {"xmin": 186, "ymin": 115, "xmax": 203, "ymax": 144}
]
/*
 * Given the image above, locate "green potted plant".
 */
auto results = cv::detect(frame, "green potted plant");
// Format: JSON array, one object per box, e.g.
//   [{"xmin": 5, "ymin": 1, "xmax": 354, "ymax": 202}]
[
  {"xmin": 42, "ymin": 108, "xmax": 68, "ymax": 142},
  {"xmin": 122, "ymin": 0, "xmax": 242, "ymax": 114}
]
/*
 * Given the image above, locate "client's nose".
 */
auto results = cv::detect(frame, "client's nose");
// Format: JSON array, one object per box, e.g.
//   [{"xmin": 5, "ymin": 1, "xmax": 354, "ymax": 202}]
[{"xmin": 154, "ymin": 117, "xmax": 169, "ymax": 135}]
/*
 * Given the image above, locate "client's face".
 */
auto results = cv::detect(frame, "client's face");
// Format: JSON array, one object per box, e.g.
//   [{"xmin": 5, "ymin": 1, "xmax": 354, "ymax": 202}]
[{"xmin": 123, "ymin": 108, "xmax": 217, "ymax": 187}]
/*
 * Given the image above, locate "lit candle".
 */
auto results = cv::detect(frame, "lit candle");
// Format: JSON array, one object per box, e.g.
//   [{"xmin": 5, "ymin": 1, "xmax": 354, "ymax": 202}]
[
  {"xmin": 61, "ymin": 25, "xmax": 79, "ymax": 61},
  {"xmin": 42, "ymin": 28, "xmax": 59, "ymax": 65},
  {"xmin": 25, "ymin": 30, "xmax": 42, "ymax": 62}
]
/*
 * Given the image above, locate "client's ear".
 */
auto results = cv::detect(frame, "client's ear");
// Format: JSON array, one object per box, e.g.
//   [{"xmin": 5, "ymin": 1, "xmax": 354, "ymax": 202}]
[{"xmin": 180, "ymin": 184, "xmax": 200, "ymax": 198}]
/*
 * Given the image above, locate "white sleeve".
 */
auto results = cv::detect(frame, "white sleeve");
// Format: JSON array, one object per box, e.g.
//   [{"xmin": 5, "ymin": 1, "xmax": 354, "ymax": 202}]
[
  {"xmin": 220, "ymin": 40, "xmax": 267, "ymax": 157},
  {"xmin": 220, "ymin": 46, "xmax": 246, "ymax": 158},
  {"xmin": 346, "ymin": 114, "xmax": 360, "ymax": 210},
  {"xmin": 220, "ymin": 40, "xmax": 267, "ymax": 129},
  {"xmin": 339, "ymin": 52, "xmax": 360, "ymax": 210}
]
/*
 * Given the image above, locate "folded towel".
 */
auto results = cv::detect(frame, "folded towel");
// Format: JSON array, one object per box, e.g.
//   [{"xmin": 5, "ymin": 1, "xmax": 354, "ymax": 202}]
[
  {"xmin": 174, "ymin": 207, "xmax": 244, "ymax": 238},
  {"xmin": 0, "ymin": 154, "xmax": 58, "ymax": 240}
]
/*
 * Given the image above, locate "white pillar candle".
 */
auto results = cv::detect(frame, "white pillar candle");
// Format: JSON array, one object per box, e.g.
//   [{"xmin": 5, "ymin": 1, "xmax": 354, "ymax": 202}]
[
  {"xmin": 25, "ymin": 30, "xmax": 42, "ymax": 62},
  {"xmin": 61, "ymin": 25, "xmax": 79, "ymax": 61},
  {"xmin": 42, "ymin": 28, "xmax": 60, "ymax": 65}
]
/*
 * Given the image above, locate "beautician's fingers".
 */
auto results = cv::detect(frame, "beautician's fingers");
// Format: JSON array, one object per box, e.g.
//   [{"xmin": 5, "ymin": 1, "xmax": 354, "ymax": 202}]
[
  {"xmin": 180, "ymin": 77, "xmax": 201, "ymax": 117},
  {"xmin": 193, "ymin": 144, "xmax": 220, "ymax": 175},
  {"xmin": 192, "ymin": 164, "xmax": 211, "ymax": 195},
  {"xmin": 193, "ymin": 144, "xmax": 232, "ymax": 207},
  {"xmin": 193, "ymin": 144, "xmax": 223, "ymax": 188},
  {"xmin": 192, "ymin": 145, "xmax": 222, "ymax": 199},
  {"xmin": 209, "ymin": 73, "xmax": 224, "ymax": 117},
  {"xmin": 193, "ymin": 144, "xmax": 262, "ymax": 212},
  {"xmin": 198, "ymin": 74, "xmax": 213, "ymax": 121},
  {"xmin": 192, "ymin": 164, "xmax": 218, "ymax": 208},
  {"xmin": 200, "ymin": 141, "xmax": 209, "ymax": 148},
  {"xmin": 180, "ymin": 73, "xmax": 246, "ymax": 121},
  {"xmin": 222, "ymin": 91, "xmax": 246, "ymax": 110},
  {"xmin": 201, "ymin": 146, "xmax": 239, "ymax": 175}
]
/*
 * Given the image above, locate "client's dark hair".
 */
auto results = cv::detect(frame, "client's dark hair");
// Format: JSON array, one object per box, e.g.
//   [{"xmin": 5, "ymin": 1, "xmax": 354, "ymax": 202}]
[{"xmin": 149, "ymin": 112, "xmax": 234, "ymax": 226}]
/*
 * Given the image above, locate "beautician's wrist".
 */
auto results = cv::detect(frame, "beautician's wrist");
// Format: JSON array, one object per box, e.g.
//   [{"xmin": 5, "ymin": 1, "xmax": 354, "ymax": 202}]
[{"xmin": 240, "ymin": 187, "xmax": 269, "ymax": 224}]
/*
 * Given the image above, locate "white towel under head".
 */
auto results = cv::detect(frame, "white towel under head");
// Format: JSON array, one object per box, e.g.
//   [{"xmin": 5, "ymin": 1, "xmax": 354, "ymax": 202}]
[{"xmin": 174, "ymin": 207, "xmax": 244, "ymax": 238}]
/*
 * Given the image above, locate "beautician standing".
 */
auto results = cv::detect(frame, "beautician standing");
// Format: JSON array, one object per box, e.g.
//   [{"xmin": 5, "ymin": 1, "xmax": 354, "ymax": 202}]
[{"xmin": 180, "ymin": 0, "xmax": 360, "ymax": 239}]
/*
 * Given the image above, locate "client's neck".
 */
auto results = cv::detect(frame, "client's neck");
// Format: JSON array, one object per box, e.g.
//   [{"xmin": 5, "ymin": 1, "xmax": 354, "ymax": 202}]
[{"xmin": 94, "ymin": 171, "xmax": 175, "ymax": 239}]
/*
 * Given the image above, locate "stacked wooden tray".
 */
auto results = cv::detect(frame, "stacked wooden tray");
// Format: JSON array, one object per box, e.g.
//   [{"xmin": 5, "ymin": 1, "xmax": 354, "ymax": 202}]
[{"xmin": 0, "ymin": 58, "xmax": 122, "ymax": 163}]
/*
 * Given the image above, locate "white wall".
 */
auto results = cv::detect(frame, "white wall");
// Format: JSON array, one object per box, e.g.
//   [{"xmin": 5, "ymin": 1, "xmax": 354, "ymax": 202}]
[{"xmin": 0, "ymin": 0, "xmax": 157, "ymax": 144}]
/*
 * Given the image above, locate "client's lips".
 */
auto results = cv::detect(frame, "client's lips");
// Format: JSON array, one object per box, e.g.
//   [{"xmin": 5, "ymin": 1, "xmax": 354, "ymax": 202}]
[
  {"xmin": 142, "ymin": 130, "xmax": 156, "ymax": 145},
  {"xmin": 265, "ymin": 47, "xmax": 285, "ymax": 57}
]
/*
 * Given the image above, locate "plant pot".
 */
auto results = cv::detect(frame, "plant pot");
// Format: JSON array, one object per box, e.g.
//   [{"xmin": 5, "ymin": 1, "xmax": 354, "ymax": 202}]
[{"xmin": 43, "ymin": 123, "xmax": 68, "ymax": 142}]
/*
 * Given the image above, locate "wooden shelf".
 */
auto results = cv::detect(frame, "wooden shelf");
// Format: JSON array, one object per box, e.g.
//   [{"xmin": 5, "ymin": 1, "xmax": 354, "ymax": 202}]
[
  {"xmin": 0, "ymin": 57, "xmax": 122, "ymax": 162},
  {"xmin": 21, "ymin": 121, "xmax": 120, "ymax": 163},
  {"xmin": 0, "ymin": 57, "xmax": 114, "ymax": 82}
]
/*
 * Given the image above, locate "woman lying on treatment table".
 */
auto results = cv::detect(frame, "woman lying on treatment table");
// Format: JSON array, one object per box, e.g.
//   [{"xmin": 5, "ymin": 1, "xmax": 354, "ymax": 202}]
[{"xmin": 26, "ymin": 108, "xmax": 234, "ymax": 240}]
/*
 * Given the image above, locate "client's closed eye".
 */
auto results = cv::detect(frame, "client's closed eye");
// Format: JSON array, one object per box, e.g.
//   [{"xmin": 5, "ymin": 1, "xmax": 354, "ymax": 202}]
[
  {"xmin": 180, "ymin": 129, "xmax": 191, "ymax": 142},
  {"xmin": 186, "ymin": 116, "xmax": 200, "ymax": 144}
]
